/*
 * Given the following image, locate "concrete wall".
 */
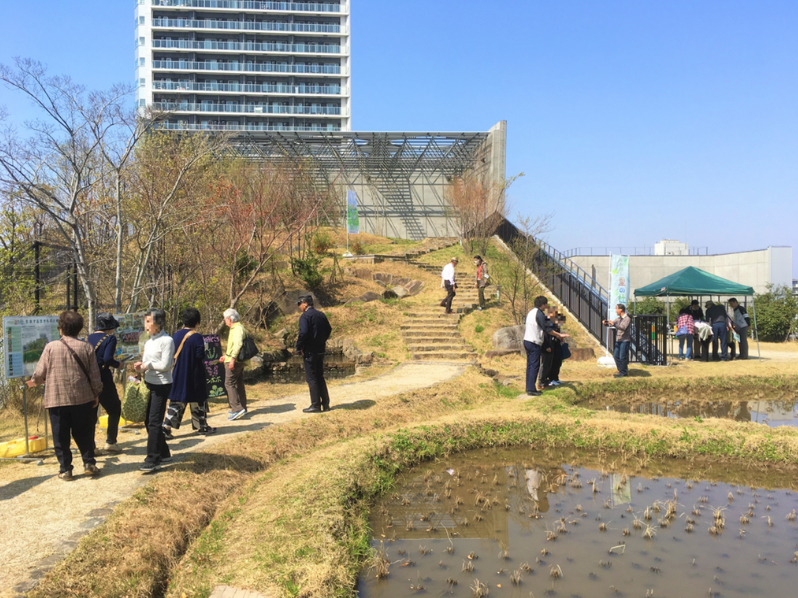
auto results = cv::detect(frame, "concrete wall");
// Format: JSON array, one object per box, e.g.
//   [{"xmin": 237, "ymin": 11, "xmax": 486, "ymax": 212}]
[{"xmin": 570, "ymin": 247, "xmax": 794, "ymax": 296}]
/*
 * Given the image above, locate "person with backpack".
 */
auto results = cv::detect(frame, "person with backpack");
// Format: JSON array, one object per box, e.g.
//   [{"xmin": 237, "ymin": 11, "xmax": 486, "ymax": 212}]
[
  {"xmin": 88, "ymin": 313, "xmax": 125, "ymax": 454},
  {"xmin": 296, "ymin": 295, "xmax": 333, "ymax": 413},
  {"xmin": 162, "ymin": 308, "xmax": 216, "ymax": 439},
  {"xmin": 220, "ymin": 308, "xmax": 249, "ymax": 421}
]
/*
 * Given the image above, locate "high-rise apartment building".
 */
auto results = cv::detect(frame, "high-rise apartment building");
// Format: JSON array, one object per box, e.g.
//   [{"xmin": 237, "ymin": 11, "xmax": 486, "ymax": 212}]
[{"xmin": 134, "ymin": 0, "xmax": 351, "ymax": 132}]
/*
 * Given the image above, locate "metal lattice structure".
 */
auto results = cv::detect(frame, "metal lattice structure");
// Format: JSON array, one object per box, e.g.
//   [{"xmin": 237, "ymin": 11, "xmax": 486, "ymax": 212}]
[{"xmin": 225, "ymin": 127, "xmax": 504, "ymax": 240}]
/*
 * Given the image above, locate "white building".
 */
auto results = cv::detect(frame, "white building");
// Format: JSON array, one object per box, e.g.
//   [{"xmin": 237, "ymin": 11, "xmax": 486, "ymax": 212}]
[
  {"xmin": 654, "ymin": 239, "xmax": 689, "ymax": 256},
  {"xmin": 134, "ymin": 0, "xmax": 351, "ymax": 133}
]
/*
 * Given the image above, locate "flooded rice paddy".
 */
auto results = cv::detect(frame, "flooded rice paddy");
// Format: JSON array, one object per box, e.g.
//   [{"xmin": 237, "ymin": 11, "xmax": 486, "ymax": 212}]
[
  {"xmin": 359, "ymin": 449, "xmax": 798, "ymax": 598},
  {"xmin": 596, "ymin": 397, "xmax": 798, "ymax": 428}
]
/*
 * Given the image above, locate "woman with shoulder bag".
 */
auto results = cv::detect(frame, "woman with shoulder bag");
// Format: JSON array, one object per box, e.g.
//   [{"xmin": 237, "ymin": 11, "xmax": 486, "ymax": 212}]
[{"xmin": 27, "ymin": 311, "xmax": 104, "ymax": 480}]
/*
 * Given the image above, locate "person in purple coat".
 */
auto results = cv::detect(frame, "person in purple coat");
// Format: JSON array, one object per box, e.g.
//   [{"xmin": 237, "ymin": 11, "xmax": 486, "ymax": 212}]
[{"xmin": 162, "ymin": 308, "xmax": 216, "ymax": 438}]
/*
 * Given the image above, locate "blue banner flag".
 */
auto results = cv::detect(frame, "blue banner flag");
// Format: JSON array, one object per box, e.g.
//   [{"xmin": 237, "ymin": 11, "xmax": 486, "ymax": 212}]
[{"xmin": 346, "ymin": 190, "xmax": 359, "ymax": 234}]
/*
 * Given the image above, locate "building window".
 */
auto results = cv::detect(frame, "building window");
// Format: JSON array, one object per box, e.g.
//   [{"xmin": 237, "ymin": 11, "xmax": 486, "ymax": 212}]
[
  {"xmin": 139, "ymin": 16, "xmax": 145, "ymax": 25},
  {"xmin": 139, "ymin": 57, "xmax": 146, "ymax": 66},
  {"xmin": 139, "ymin": 99, "xmax": 146, "ymax": 107},
  {"xmin": 139, "ymin": 78, "xmax": 146, "ymax": 87},
  {"xmin": 139, "ymin": 37, "xmax": 145, "ymax": 46}
]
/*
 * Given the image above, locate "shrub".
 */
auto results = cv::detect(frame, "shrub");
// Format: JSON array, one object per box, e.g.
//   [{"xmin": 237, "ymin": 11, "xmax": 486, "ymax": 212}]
[
  {"xmin": 312, "ymin": 231, "xmax": 334, "ymax": 254},
  {"xmin": 352, "ymin": 240, "xmax": 366, "ymax": 255},
  {"xmin": 475, "ymin": 325, "xmax": 484, "ymax": 333},
  {"xmin": 291, "ymin": 254, "xmax": 324, "ymax": 290},
  {"xmin": 753, "ymin": 285, "xmax": 798, "ymax": 342}
]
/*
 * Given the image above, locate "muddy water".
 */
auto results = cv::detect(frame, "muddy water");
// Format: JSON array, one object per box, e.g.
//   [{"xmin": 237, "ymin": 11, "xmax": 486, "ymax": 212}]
[
  {"xmin": 600, "ymin": 398, "xmax": 798, "ymax": 428},
  {"xmin": 359, "ymin": 449, "xmax": 798, "ymax": 598}
]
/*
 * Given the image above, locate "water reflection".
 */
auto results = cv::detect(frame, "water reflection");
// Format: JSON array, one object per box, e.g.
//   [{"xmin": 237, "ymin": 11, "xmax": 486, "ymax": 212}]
[
  {"xmin": 361, "ymin": 448, "xmax": 798, "ymax": 598},
  {"xmin": 605, "ymin": 398, "xmax": 798, "ymax": 427}
]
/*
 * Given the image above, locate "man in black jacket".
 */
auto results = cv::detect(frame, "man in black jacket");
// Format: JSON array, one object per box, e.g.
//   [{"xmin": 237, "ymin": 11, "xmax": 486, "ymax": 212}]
[{"xmin": 296, "ymin": 295, "xmax": 333, "ymax": 413}]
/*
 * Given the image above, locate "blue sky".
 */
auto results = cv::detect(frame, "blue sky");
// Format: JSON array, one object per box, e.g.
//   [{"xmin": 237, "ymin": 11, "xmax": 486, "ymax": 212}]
[{"xmin": 1, "ymin": 1, "xmax": 795, "ymax": 274}]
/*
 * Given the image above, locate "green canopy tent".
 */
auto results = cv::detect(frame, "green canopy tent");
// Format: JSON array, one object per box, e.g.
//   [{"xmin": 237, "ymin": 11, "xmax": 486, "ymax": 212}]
[{"xmin": 633, "ymin": 266, "xmax": 760, "ymax": 361}]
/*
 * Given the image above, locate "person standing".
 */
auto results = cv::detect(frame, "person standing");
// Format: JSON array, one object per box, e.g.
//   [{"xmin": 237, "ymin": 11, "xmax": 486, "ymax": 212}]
[
  {"xmin": 539, "ymin": 306, "xmax": 565, "ymax": 387},
  {"xmin": 296, "ymin": 295, "xmax": 333, "ymax": 413},
  {"xmin": 440, "ymin": 257, "xmax": 458, "ymax": 315},
  {"xmin": 88, "ymin": 313, "xmax": 124, "ymax": 454},
  {"xmin": 603, "ymin": 304, "xmax": 632, "ymax": 378},
  {"xmin": 473, "ymin": 255, "xmax": 489, "ymax": 311},
  {"xmin": 163, "ymin": 308, "xmax": 216, "ymax": 439},
  {"xmin": 523, "ymin": 296, "xmax": 549, "ymax": 396},
  {"xmin": 688, "ymin": 300, "xmax": 705, "ymax": 359},
  {"xmin": 675, "ymin": 307, "xmax": 695, "ymax": 360},
  {"xmin": 728, "ymin": 298, "xmax": 750, "ymax": 360},
  {"xmin": 27, "ymin": 311, "xmax": 103, "ymax": 480},
  {"xmin": 219, "ymin": 308, "xmax": 248, "ymax": 421},
  {"xmin": 133, "ymin": 309, "xmax": 174, "ymax": 473},
  {"xmin": 705, "ymin": 300, "xmax": 731, "ymax": 361}
]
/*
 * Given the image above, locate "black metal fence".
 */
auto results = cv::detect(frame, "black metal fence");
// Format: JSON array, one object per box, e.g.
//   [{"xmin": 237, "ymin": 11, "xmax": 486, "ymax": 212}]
[
  {"xmin": 608, "ymin": 316, "xmax": 669, "ymax": 365},
  {"xmin": 490, "ymin": 214, "xmax": 668, "ymax": 365}
]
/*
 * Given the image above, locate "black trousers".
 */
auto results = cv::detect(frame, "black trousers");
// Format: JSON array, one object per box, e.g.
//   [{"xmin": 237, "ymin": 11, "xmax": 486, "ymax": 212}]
[
  {"xmin": 49, "ymin": 402, "xmax": 96, "ymax": 474},
  {"xmin": 303, "ymin": 352, "xmax": 330, "ymax": 409},
  {"xmin": 540, "ymin": 343, "xmax": 563, "ymax": 384},
  {"xmin": 443, "ymin": 281, "xmax": 456, "ymax": 313},
  {"xmin": 144, "ymin": 382, "xmax": 171, "ymax": 466},
  {"xmin": 96, "ymin": 374, "xmax": 122, "ymax": 445}
]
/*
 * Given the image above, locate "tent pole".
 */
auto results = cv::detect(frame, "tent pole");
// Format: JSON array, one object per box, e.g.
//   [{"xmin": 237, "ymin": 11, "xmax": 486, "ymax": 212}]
[
  {"xmin": 667, "ymin": 295, "xmax": 671, "ymax": 362},
  {"xmin": 751, "ymin": 294, "xmax": 761, "ymax": 362}
]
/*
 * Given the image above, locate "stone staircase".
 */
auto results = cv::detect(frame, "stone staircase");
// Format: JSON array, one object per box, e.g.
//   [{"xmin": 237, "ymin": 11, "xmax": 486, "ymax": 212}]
[
  {"xmin": 401, "ymin": 283, "xmax": 480, "ymax": 363},
  {"xmin": 378, "ymin": 238, "xmax": 459, "ymax": 262}
]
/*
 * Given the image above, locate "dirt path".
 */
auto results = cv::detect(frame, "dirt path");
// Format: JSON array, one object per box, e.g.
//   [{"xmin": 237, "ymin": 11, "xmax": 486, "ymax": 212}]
[{"xmin": 0, "ymin": 362, "xmax": 465, "ymax": 597}]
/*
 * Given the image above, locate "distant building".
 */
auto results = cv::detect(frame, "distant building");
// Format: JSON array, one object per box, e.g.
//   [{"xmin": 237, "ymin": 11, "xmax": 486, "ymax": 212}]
[
  {"xmin": 135, "ymin": 0, "xmax": 351, "ymax": 133},
  {"xmin": 568, "ymin": 246, "xmax": 794, "ymax": 295},
  {"xmin": 793, "ymin": 279, "xmax": 798, "ymax": 297},
  {"xmin": 654, "ymin": 239, "xmax": 689, "ymax": 256}
]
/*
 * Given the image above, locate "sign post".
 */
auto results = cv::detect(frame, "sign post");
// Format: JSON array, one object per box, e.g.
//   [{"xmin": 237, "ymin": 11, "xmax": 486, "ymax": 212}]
[
  {"xmin": 344, "ymin": 189, "xmax": 359, "ymax": 257},
  {"xmin": 3, "ymin": 315, "xmax": 60, "ymax": 457}
]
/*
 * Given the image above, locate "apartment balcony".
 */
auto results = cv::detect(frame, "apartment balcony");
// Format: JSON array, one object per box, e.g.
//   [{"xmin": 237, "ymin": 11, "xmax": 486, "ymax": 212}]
[
  {"xmin": 153, "ymin": 80, "xmax": 346, "ymax": 95},
  {"xmin": 152, "ymin": 39, "xmax": 345, "ymax": 54},
  {"xmin": 152, "ymin": 59, "xmax": 344, "ymax": 76},
  {"xmin": 152, "ymin": 17, "xmax": 345, "ymax": 35},
  {"xmin": 156, "ymin": 121, "xmax": 342, "ymax": 132},
  {"xmin": 152, "ymin": 1, "xmax": 345, "ymax": 14},
  {"xmin": 152, "ymin": 101, "xmax": 344, "ymax": 116}
]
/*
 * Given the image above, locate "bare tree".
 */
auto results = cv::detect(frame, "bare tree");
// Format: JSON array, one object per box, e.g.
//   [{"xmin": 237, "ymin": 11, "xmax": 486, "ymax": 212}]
[
  {"xmin": 0, "ymin": 58, "xmax": 132, "ymax": 330},
  {"xmin": 445, "ymin": 170, "xmax": 523, "ymax": 254},
  {"xmin": 496, "ymin": 214, "xmax": 553, "ymax": 324}
]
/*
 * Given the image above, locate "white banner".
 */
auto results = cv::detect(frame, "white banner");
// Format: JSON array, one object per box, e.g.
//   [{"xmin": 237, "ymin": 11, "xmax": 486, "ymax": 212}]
[{"xmin": 609, "ymin": 255, "xmax": 630, "ymax": 318}]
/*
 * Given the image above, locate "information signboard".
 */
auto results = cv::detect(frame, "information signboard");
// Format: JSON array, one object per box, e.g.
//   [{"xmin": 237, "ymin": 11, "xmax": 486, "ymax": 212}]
[
  {"xmin": 3, "ymin": 316, "xmax": 60, "ymax": 379},
  {"xmin": 202, "ymin": 334, "xmax": 227, "ymax": 399},
  {"xmin": 114, "ymin": 313, "xmax": 148, "ymax": 360},
  {"xmin": 609, "ymin": 255, "xmax": 630, "ymax": 318}
]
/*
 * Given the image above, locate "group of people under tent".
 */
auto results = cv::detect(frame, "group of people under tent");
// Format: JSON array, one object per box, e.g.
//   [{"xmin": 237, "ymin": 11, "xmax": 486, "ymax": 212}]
[{"xmin": 673, "ymin": 298, "xmax": 751, "ymax": 362}]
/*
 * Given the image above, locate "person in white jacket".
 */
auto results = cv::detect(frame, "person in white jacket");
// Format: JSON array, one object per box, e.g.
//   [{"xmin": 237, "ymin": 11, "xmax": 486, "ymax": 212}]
[{"xmin": 134, "ymin": 309, "xmax": 175, "ymax": 472}]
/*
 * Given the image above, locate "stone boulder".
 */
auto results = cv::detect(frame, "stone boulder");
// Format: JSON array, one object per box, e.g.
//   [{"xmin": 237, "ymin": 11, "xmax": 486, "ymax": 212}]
[
  {"xmin": 394, "ymin": 277, "xmax": 411, "ymax": 287},
  {"xmin": 391, "ymin": 286, "xmax": 409, "ymax": 299},
  {"xmin": 382, "ymin": 288, "xmax": 398, "ymax": 299},
  {"xmin": 403, "ymin": 280, "xmax": 425, "ymax": 296},
  {"xmin": 352, "ymin": 268, "xmax": 373, "ymax": 280},
  {"xmin": 568, "ymin": 347, "xmax": 596, "ymax": 362},
  {"xmin": 373, "ymin": 272, "xmax": 393, "ymax": 285},
  {"xmin": 345, "ymin": 291, "xmax": 382, "ymax": 305},
  {"xmin": 492, "ymin": 325, "xmax": 525, "ymax": 351},
  {"xmin": 275, "ymin": 290, "xmax": 320, "ymax": 316},
  {"xmin": 243, "ymin": 354, "xmax": 265, "ymax": 382}
]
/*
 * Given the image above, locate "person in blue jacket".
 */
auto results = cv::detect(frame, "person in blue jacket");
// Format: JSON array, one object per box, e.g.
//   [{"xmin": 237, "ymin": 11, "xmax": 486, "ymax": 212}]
[
  {"xmin": 162, "ymin": 307, "xmax": 216, "ymax": 438},
  {"xmin": 88, "ymin": 313, "xmax": 125, "ymax": 454}
]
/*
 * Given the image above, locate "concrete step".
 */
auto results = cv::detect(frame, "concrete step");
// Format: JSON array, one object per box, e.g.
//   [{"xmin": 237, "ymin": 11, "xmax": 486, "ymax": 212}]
[
  {"xmin": 401, "ymin": 331, "xmax": 458, "ymax": 339},
  {"xmin": 408, "ymin": 343, "xmax": 467, "ymax": 352},
  {"xmin": 404, "ymin": 316, "xmax": 462, "ymax": 324},
  {"xmin": 412, "ymin": 350, "xmax": 477, "ymax": 361},
  {"xmin": 401, "ymin": 323, "xmax": 460, "ymax": 331}
]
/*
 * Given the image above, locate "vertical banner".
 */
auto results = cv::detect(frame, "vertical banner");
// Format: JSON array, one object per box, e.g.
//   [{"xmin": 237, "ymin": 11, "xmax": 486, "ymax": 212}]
[
  {"xmin": 3, "ymin": 316, "xmax": 60, "ymax": 378},
  {"xmin": 346, "ymin": 189, "xmax": 359, "ymax": 234},
  {"xmin": 609, "ymin": 255, "xmax": 630, "ymax": 318}
]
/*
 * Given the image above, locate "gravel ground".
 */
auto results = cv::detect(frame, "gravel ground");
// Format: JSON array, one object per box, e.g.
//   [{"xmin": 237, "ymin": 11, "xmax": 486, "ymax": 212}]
[{"xmin": 0, "ymin": 362, "xmax": 465, "ymax": 597}]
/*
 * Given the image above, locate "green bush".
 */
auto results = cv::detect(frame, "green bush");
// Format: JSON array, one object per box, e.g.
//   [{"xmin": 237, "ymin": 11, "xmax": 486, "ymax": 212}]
[
  {"xmin": 753, "ymin": 286, "xmax": 798, "ymax": 342},
  {"xmin": 291, "ymin": 254, "xmax": 324, "ymax": 290},
  {"xmin": 351, "ymin": 240, "xmax": 366, "ymax": 255},
  {"xmin": 312, "ymin": 231, "xmax": 334, "ymax": 254}
]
